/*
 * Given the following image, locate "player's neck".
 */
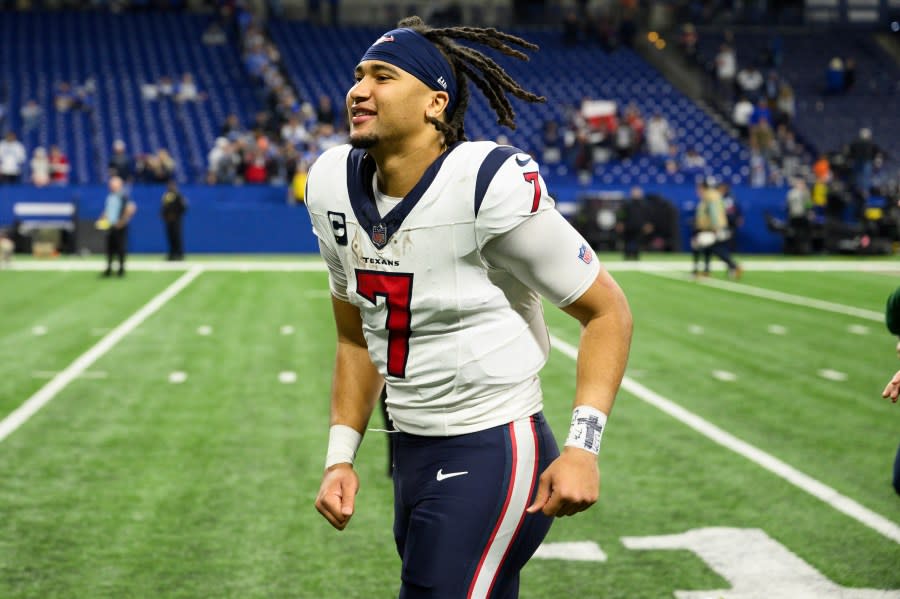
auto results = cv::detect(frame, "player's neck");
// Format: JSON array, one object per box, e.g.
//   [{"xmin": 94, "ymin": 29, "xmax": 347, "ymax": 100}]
[{"xmin": 371, "ymin": 138, "xmax": 446, "ymax": 198}]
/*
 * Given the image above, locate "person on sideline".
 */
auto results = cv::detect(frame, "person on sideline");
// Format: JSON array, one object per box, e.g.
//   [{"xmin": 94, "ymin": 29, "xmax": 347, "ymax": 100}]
[
  {"xmin": 98, "ymin": 176, "xmax": 136, "ymax": 277},
  {"xmin": 308, "ymin": 17, "xmax": 633, "ymax": 598},
  {"xmin": 160, "ymin": 179, "xmax": 187, "ymax": 261}
]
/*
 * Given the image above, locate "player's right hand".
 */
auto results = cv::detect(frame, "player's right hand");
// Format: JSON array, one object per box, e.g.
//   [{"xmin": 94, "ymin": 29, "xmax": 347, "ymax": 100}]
[
  {"xmin": 315, "ymin": 463, "xmax": 359, "ymax": 530},
  {"xmin": 882, "ymin": 369, "xmax": 900, "ymax": 403}
]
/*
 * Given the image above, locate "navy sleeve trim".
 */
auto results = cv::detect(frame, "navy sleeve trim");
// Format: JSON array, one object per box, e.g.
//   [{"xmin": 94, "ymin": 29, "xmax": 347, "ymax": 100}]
[{"xmin": 474, "ymin": 146, "xmax": 525, "ymax": 217}]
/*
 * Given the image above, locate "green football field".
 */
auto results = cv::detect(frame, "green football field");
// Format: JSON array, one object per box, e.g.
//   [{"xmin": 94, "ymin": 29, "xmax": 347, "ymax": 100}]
[{"xmin": 2, "ymin": 255, "xmax": 899, "ymax": 598}]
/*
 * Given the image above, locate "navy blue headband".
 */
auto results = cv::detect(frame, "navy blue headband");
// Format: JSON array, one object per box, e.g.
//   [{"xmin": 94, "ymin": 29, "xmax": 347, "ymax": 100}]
[{"xmin": 359, "ymin": 28, "xmax": 458, "ymax": 115}]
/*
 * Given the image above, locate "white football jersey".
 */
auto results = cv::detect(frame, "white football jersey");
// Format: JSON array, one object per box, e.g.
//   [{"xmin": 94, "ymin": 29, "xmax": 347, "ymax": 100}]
[{"xmin": 307, "ymin": 141, "xmax": 568, "ymax": 436}]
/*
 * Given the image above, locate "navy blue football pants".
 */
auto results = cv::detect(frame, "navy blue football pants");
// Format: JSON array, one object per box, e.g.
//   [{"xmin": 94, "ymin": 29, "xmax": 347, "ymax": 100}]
[{"xmin": 391, "ymin": 413, "xmax": 559, "ymax": 599}]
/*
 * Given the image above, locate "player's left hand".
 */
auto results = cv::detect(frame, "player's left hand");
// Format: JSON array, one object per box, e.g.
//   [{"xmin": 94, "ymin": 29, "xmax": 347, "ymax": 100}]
[
  {"xmin": 525, "ymin": 447, "xmax": 599, "ymax": 517},
  {"xmin": 882, "ymin": 369, "xmax": 900, "ymax": 403}
]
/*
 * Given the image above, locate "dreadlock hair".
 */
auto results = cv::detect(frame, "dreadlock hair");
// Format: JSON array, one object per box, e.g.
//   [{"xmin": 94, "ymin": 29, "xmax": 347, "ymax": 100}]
[{"xmin": 397, "ymin": 16, "xmax": 546, "ymax": 146}]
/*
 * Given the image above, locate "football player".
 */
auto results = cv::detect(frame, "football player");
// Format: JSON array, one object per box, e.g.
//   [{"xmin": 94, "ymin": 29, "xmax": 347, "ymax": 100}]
[
  {"xmin": 881, "ymin": 286, "xmax": 900, "ymax": 495},
  {"xmin": 310, "ymin": 16, "xmax": 633, "ymax": 598}
]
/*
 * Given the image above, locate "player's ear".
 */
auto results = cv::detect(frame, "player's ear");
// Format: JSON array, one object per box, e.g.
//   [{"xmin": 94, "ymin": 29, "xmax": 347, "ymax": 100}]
[{"xmin": 426, "ymin": 91, "xmax": 449, "ymax": 121}]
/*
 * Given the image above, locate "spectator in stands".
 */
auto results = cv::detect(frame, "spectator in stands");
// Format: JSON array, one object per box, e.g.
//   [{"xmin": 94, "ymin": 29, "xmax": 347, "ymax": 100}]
[
  {"xmin": 665, "ymin": 145, "xmax": 682, "ymax": 175},
  {"xmin": 749, "ymin": 98, "xmax": 774, "ymax": 157},
  {"xmin": 202, "ymin": 20, "xmax": 227, "ymax": 45},
  {"xmin": 160, "ymin": 179, "xmax": 187, "ymax": 261},
  {"xmin": 843, "ymin": 58, "xmax": 856, "ymax": 92},
  {"xmin": 714, "ymin": 43, "xmax": 737, "ymax": 101},
  {"xmin": 221, "ymin": 113, "xmax": 243, "ymax": 140},
  {"xmin": 568, "ymin": 129, "xmax": 593, "ymax": 177},
  {"xmin": 146, "ymin": 149, "xmax": 176, "ymax": 183},
  {"xmin": 763, "ymin": 71, "xmax": 781, "ymax": 103},
  {"xmin": 623, "ymin": 103, "xmax": 644, "ymax": 151},
  {"xmin": 207, "ymin": 137, "xmax": 238, "ymax": 184},
  {"xmin": 775, "ymin": 83, "xmax": 795, "ymax": 126},
  {"xmin": 315, "ymin": 94, "xmax": 335, "ymax": 126},
  {"xmin": 158, "ymin": 75, "xmax": 176, "ymax": 98},
  {"xmin": 0, "ymin": 131, "xmax": 26, "ymax": 184},
  {"xmin": 54, "ymin": 82, "xmax": 75, "ymax": 112},
  {"xmin": 732, "ymin": 95, "xmax": 754, "ymax": 138},
  {"xmin": 289, "ymin": 157, "xmax": 310, "ymax": 204},
  {"xmin": 281, "ymin": 114, "xmax": 309, "ymax": 148},
  {"xmin": 20, "ymin": 99, "xmax": 42, "ymax": 134},
  {"xmin": 645, "ymin": 112, "xmax": 672, "ymax": 157},
  {"xmin": 848, "ymin": 128, "xmax": 880, "ymax": 199},
  {"xmin": 562, "ymin": 10, "xmax": 579, "ymax": 46},
  {"xmin": 773, "ymin": 125, "xmax": 803, "ymax": 179},
  {"xmin": 175, "ymin": 73, "xmax": 204, "ymax": 103},
  {"xmin": 736, "ymin": 65, "xmax": 764, "ymax": 103},
  {"xmin": 614, "ymin": 120, "xmax": 636, "ymax": 160},
  {"xmin": 681, "ymin": 148, "xmax": 706, "ymax": 175},
  {"xmin": 30, "ymin": 147, "xmax": 50, "ymax": 187},
  {"xmin": 825, "ymin": 57, "xmax": 845, "ymax": 94},
  {"xmin": 678, "ymin": 23, "xmax": 699, "ymax": 63},
  {"xmin": 749, "ymin": 142, "xmax": 767, "ymax": 188},
  {"xmin": 243, "ymin": 148, "xmax": 269, "ymax": 184},
  {"xmin": 49, "ymin": 145, "xmax": 70, "ymax": 185},
  {"xmin": 108, "ymin": 139, "xmax": 133, "ymax": 180},
  {"xmin": 316, "ymin": 122, "xmax": 346, "ymax": 152},
  {"xmin": 812, "ymin": 153, "xmax": 831, "ymax": 207},
  {"xmin": 541, "ymin": 120, "xmax": 563, "ymax": 165}
]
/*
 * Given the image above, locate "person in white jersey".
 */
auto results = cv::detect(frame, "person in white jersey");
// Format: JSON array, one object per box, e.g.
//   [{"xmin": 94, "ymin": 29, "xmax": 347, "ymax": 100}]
[{"xmin": 309, "ymin": 16, "xmax": 633, "ymax": 599}]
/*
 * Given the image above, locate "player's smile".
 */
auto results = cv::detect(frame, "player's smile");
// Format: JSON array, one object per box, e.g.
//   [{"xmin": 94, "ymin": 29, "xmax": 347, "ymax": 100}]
[{"xmin": 350, "ymin": 105, "xmax": 376, "ymax": 127}]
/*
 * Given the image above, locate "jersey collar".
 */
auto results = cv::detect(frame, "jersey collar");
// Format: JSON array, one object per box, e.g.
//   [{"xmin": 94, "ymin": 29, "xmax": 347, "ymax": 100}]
[{"xmin": 346, "ymin": 143, "xmax": 461, "ymax": 249}]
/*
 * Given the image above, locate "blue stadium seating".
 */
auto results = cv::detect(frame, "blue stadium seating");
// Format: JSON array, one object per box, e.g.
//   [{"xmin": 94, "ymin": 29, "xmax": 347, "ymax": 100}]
[
  {"xmin": 1, "ymin": 12, "xmax": 752, "ymax": 186},
  {"xmin": 0, "ymin": 11, "xmax": 259, "ymax": 183},
  {"xmin": 696, "ymin": 30, "xmax": 900, "ymax": 175},
  {"xmin": 269, "ymin": 21, "xmax": 752, "ymax": 186}
]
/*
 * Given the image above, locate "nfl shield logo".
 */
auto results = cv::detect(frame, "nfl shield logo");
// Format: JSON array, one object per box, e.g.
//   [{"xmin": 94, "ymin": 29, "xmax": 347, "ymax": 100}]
[
  {"xmin": 372, "ymin": 223, "xmax": 388, "ymax": 246},
  {"xmin": 578, "ymin": 244, "xmax": 593, "ymax": 264}
]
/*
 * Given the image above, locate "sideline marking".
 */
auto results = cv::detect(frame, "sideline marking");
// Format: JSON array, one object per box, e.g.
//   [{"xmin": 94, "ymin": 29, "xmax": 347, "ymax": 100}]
[
  {"xmin": 650, "ymin": 272, "xmax": 884, "ymax": 322},
  {"xmin": 0, "ymin": 268, "xmax": 203, "ymax": 443},
  {"xmin": 533, "ymin": 541, "xmax": 607, "ymax": 562},
  {"xmin": 648, "ymin": 271, "xmax": 883, "ymax": 321},
  {"xmin": 549, "ymin": 334, "xmax": 900, "ymax": 545}
]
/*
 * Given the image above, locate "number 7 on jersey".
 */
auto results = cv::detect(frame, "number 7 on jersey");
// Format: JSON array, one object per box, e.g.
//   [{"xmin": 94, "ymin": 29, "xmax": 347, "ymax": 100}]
[{"xmin": 355, "ymin": 270, "xmax": 414, "ymax": 378}]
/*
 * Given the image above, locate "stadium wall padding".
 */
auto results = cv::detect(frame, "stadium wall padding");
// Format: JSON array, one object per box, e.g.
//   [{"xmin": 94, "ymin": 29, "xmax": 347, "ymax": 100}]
[{"xmin": 0, "ymin": 183, "xmax": 789, "ymax": 254}]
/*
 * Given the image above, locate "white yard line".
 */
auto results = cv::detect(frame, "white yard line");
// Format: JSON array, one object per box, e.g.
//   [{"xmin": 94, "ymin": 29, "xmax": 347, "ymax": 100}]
[
  {"xmin": 549, "ymin": 334, "xmax": 900, "ymax": 545},
  {"xmin": 0, "ymin": 267, "xmax": 203, "ymax": 443},
  {"xmin": 647, "ymin": 271, "xmax": 883, "ymax": 322}
]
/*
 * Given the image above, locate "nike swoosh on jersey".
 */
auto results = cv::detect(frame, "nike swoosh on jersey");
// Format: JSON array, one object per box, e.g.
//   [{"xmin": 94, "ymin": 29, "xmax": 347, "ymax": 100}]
[
  {"xmin": 436, "ymin": 468, "xmax": 469, "ymax": 481},
  {"xmin": 514, "ymin": 155, "xmax": 532, "ymax": 167}
]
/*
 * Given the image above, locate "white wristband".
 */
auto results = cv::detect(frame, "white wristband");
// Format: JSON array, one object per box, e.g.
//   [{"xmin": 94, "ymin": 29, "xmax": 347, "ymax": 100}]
[
  {"xmin": 325, "ymin": 424, "xmax": 363, "ymax": 469},
  {"xmin": 564, "ymin": 406, "xmax": 607, "ymax": 455}
]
